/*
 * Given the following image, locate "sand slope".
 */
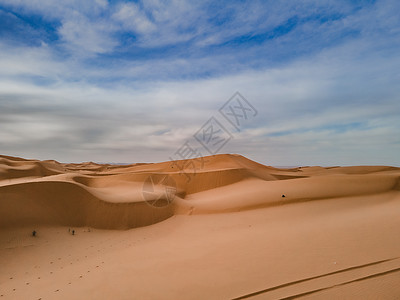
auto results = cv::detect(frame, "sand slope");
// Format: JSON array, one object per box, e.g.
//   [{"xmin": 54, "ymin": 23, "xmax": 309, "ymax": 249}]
[
  {"xmin": 1, "ymin": 154, "xmax": 399, "ymax": 228},
  {"xmin": 1, "ymin": 154, "xmax": 400, "ymax": 299}
]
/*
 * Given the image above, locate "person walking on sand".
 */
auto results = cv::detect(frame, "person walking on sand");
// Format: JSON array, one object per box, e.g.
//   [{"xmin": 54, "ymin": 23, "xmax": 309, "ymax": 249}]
[
  {"xmin": 32, "ymin": 230, "xmax": 36, "ymax": 237},
  {"xmin": 72, "ymin": 229, "xmax": 75, "ymax": 235}
]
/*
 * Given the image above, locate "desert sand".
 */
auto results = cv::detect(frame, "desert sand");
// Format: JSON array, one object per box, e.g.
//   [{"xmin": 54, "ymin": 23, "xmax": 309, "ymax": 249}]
[{"xmin": 1, "ymin": 154, "xmax": 400, "ymax": 299}]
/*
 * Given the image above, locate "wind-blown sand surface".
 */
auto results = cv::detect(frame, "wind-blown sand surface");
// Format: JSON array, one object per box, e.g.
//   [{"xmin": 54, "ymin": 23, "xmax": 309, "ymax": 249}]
[{"xmin": 1, "ymin": 154, "xmax": 400, "ymax": 299}]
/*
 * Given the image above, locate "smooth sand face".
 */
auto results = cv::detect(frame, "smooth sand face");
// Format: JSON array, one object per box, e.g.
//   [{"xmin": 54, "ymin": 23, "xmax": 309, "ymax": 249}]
[{"xmin": 1, "ymin": 154, "xmax": 400, "ymax": 299}]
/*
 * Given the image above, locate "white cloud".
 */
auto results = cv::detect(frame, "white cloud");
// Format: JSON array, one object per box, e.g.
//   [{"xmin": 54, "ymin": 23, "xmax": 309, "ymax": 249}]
[
  {"xmin": 112, "ymin": 2, "xmax": 155, "ymax": 34},
  {"xmin": 0, "ymin": 0, "xmax": 110, "ymax": 19},
  {"xmin": 1, "ymin": 41, "xmax": 399, "ymax": 165},
  {"xmin": 0, "ymin": 0, "xmax": 117, "ymax": 56},
  {"xmin": 58, "ymin": 12, "xmax": 118, "ymax": 55}
]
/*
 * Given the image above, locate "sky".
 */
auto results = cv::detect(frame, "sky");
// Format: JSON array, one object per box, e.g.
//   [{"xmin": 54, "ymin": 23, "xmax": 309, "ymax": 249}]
[{"xmin": 0, "ymin": 0, "xmax": 399, "ymax": 166}]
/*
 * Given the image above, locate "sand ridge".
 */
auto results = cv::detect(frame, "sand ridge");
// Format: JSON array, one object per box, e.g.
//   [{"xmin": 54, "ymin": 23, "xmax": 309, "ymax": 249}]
[
  {"xmin": 1, "ymin": 154, "xmax": 399, "ymax": 229},
  {"xmin": 1, "ymin": 154, "xmax": 400, "ymax": 299}
]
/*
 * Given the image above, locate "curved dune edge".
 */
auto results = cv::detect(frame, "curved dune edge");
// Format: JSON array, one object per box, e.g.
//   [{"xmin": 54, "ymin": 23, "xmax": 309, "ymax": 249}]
[
  {"xmin": 176, "ymin": 175, "xmax": 400, "ymax": 214},
  {"xmin": 0, "ymin": 181, "xmax": 173, "ymax": 229},
  {"xmin": 0, "ymin": 154, "xmax": 399, "ymax": 229}
]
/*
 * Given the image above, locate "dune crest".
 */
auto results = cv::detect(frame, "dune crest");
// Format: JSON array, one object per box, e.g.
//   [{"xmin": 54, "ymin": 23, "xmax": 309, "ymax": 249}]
[{"xmin": 0, "ymin": 154, "xmax": 399, "ymax": 229}]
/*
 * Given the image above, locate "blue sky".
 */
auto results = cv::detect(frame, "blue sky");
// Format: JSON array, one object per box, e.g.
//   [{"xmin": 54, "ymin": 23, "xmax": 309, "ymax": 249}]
[{"xmin": 0, "ymin": 0, "xmax": 399, "ymax": 165}]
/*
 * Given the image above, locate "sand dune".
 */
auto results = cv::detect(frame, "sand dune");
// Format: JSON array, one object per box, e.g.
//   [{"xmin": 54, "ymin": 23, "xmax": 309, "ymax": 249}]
[
  {"xmin": 1, "ymin": 154, "xmax": 400, "ymax": 299},
  {"xmin": 1, "ymin": 154, "xmax": 399, "ymax": 227}
]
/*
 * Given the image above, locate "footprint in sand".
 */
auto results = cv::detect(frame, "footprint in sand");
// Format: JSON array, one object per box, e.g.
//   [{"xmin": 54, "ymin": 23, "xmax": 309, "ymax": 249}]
[
  {"xmin": 26, "ymin": 282, "xmax": 29, "ymax": 285},
  {"xmin": 55, "ymin": 289, "xmax": 59, "ymax": 292}
]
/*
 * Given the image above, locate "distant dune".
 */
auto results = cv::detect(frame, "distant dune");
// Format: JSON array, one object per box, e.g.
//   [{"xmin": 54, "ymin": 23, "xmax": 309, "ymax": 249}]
[
  {"xmin": 1, "ymin": 154, "xmax": 400, "ymax": 299},
  {"xmin": 1, "ymin": 154, "xmax": 399, "ymax": 229}
]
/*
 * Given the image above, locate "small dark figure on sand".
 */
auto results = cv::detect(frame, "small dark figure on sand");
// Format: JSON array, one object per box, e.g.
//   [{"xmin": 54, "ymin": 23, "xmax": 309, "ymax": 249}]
[
  {"xmin": 32, "ymin": 230, "xmax": 36, "ymax": 237},
  {"xmin": 281, "ymin": 194, "xmax": 286, "ymax": 198},
  {"xmin": 72, "ymin": 230, "xmax": 75, "ymax": 235}
]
